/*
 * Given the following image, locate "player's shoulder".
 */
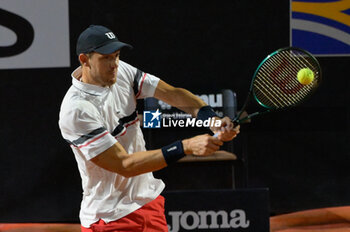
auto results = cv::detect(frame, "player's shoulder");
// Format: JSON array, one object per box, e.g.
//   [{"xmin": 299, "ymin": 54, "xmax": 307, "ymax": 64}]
[
  {"xmin": 59, "ymin": 96, "xmax": 99, "ymax": 130},
  {"xmin": 60, "ymin": 88, "xmax": 96, "ymax": 116},
  {"xmin": 119, "ymin": 60, "xmax": 134, "ymax": 69},
  {"xmin": 118, "ymin": 60, "xmax": 138, "ymax": 77}
]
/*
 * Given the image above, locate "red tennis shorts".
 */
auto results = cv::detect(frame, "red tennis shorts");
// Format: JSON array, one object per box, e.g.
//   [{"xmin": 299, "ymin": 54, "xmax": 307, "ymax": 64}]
[{"xmin": 81, "ymin": 195, "xmax": 168, "ymax": 232}]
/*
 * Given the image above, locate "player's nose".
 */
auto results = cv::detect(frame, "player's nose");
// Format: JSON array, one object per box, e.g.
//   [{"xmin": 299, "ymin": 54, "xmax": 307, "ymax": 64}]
[{"xmin": 111, "ymin": 61, "xmax": 117, "ymax": 69}]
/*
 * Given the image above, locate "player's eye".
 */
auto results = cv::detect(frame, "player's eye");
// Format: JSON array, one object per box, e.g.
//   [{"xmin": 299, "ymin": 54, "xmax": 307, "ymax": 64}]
[{"xmin": 104, "ymin": 56, "xmax": 113, "ymax": 60}]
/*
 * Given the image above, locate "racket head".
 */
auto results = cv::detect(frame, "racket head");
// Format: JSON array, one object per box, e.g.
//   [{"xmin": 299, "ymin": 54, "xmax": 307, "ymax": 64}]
[{"xmin": 251, "ymin": 47, "xmax": 322, "ymax": 110}]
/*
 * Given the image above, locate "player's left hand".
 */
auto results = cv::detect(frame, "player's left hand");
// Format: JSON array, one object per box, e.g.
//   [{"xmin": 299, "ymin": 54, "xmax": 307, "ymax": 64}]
[{"xmin": 210, "ymin": 116, "xmax": 240, "ymax": 142}]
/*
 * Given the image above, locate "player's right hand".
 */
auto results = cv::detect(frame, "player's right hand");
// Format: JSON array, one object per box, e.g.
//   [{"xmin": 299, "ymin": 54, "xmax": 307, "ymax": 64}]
[{"xmin": 182, "ymin": 134, "xmax": 223, "ymax": 156}]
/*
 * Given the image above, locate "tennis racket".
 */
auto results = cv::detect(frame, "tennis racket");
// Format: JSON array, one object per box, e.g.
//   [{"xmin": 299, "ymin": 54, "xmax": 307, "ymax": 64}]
[{"xmin": 216, "ymin": 47, "xmax": 322, "ymax": 134}]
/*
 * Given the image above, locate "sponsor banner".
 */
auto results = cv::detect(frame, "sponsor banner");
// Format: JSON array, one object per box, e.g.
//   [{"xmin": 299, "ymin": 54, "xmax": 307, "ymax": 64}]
[
  {"xmin": 163, "ymin": 189, "xmax": 270, "ymax": 232},
  {"xmin": 290, "ymin": 0, "xmax": 350, "ymax": 56},
  {"xmin": 0, "ymin": 0, "xmax": 70, "ymax": 69}
]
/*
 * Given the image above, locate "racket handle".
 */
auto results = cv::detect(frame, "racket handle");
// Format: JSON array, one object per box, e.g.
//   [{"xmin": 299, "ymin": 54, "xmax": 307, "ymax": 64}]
[{"xmin": 212, "ymin": 120, "xmax": 238, "ymax": 138}]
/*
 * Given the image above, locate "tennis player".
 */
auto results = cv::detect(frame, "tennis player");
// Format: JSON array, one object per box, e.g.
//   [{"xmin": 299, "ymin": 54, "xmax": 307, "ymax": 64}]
[{"xmin": 59, "ymin": 25, "xmax": 239, "ymax": 232}]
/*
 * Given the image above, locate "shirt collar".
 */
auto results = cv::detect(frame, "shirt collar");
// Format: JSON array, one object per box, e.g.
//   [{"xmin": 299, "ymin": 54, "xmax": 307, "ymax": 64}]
[{"xmin": 71, "ymin": 66, "xmax": 110, "ymax": 96}]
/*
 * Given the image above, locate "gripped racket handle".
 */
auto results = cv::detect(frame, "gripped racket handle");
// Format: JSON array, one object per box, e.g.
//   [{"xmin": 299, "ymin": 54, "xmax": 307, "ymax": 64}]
[{"xmin": 213, "ymin": 119, "xmax": 239, "ymax": 138}]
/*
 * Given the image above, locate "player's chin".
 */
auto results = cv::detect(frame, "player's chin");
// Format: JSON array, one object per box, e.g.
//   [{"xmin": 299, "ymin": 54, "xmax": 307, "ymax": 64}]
[{"xmin": 105, "ymin": 76, "xmax": 117, "ymax": 86}]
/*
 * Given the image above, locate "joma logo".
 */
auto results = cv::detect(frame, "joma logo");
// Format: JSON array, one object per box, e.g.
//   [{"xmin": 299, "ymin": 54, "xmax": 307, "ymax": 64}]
[{"xmin": 168, "ymin": 209, "xmax": 250, "ymax": 231}]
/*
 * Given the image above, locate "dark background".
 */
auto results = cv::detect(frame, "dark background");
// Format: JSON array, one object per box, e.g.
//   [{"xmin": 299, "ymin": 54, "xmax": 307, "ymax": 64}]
[{"xmin": 0, "ymin": 0, "xmax": 349, "ymax": 222}]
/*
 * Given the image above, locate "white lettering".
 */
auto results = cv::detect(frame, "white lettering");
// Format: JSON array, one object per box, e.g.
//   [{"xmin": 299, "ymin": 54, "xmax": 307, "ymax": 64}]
[
  {"xmin": 168, "ymin": 211, "xmax": 182, "ymax": 232},
  {"xmin": 105, "ymin": 32, "xmax": 116, "ymax": 39},
  {"xmin": 161, "ymin": 118, "xmax": 222, "ymax": 128},
  {"xmin": 168, "ymin": 209, "xmax": 250, "ymax": 232},
  {"xmin": 158, "ymin": 110, "xmax": 225, "ymax": 129},
  {"xmin": 162, "ymin": 118, "xmax": 170, "ymax": 127},
  {"xmin": 209, "ymin": 94, "xmax": 223, "ymax": 107},
  {"xmin": 196, "ymin": 120, "xmax": 203, "ymax": 127},
  {"xmin": 167, "ymin": 146, "xmax": 177, "ymax": 152},
  {"xmin": 158, "ymin": 100, "xmax": 171, "ymax": 110},
  {"xmin": 178, "ymin": 120, "xmax": 184, "ymax": 127},
  {"xmin": 199, "ymin": 94, "xmax": 209, "ymax": 105},
  {"xmin": 215, "ymin": 120, "xmax": 222, "ymax": 127},
  {"xmin": 198, "ymin": 210, "xmax": 230, "ymax": 229},
  {"xmin": 186, "ymin": 118, "xmax": 196, "ymax": 127},
  {"xmin": 144, "ymin": 122, "xmax": 153, "ymax": 127},
  {"xmin": 203, "ymin": 119, "xmax": 210, "ymax": 127},
  {"xmin": 198, "ymin": 94, "xmax": 223, "ymax": 107},
  {"xmin": 180, "ymin": 211, "xmax": 200, "ymax": 230},
  {"xmin": 172, "ymin": 120, "xmax": 178, "ymax": 127},
  {"xmin": 230, "ymin": 209, "xmax": 250, "ymax": 228}
]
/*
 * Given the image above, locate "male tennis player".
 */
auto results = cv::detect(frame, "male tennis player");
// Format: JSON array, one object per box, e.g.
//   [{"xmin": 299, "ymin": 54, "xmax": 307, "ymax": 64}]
[{"xmin": 59, "ymin": 25, "xmax": 239, "ymax": 232}]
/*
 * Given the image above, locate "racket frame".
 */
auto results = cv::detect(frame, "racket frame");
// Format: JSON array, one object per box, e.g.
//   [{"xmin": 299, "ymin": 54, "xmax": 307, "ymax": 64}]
[{"xmin": 234, "ymin": 47, "xmax": 321, "ymax": 125}]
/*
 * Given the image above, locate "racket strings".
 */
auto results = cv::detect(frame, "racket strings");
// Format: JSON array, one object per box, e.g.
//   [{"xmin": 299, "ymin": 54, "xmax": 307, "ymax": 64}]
[
  {"xmin": 290, "ymin": 50, "xmax": 317, "ymax": 72},
  {"xmin": 257, "ymin": 59, "xmax": 302, "ymax": 107},
  {"xmin": 277, "ymin": 51, "xmax": 320, "ymax": 95},
  {"xmin": 255, "ymin": 67, "xmax": 292, "ymax": 107},
  {"xmin": 254, "ymin": 79, "xmax": 291, "ymax": 107},
  {"xmin": 253, "ymin": 49, "xmax": 320, "ymax": 109},
  {"xmin": 288, "ymin": 51, "xmax": 320, "ymax": 93},
  {"xmin": 259, "ymin": 60, "xmax": 300, "ymax": 105},
  {"xmin": 256, "ymin": 65, "xmax": 308, "ymax": 108},
  {"xmin": 269, "ymin": 54, "xmax": 313, "ymax": 99}
]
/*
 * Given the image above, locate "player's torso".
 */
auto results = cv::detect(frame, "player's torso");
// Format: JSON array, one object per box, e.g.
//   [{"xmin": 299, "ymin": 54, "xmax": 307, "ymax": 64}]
[{"xmin": 94, "ymin": 73, "xmax": 144, "ymax": 153}]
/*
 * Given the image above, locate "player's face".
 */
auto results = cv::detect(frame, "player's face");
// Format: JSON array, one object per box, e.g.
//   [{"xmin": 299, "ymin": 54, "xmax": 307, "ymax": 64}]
[{"xmin": 88, "ymin": 51, "xmax": 120, "ymax": 87}]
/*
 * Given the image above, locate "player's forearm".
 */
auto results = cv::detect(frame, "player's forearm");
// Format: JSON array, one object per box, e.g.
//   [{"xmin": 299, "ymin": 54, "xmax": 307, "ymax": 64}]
[
  {"xmin": 124, "ymin": 135, "xmax": 223, "ymax": 176},
  {"xmin": 91, "ymin": 143, "xmax": 167, "ymax": 177},
  {"xmin": 154, "ymin": 80, "xmax": 206, "ymax": 116},
  {"xmin": 169, "ymin": 88, "xmax": 207, "ymax": 116},
  {"xmin": 121, "ymin": 139, "xmax": 193, "ymax": 177},
  {"xmin": 92, "ymin": 134, "xmax": 223, "ymax": 177},
  {"xmin": 120, "ymin": 149, "xmax": 167, "ymax": 177}
]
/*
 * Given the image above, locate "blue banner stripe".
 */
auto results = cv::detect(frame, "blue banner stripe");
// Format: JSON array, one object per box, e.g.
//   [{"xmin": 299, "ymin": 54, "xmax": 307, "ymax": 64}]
[
  {"xmin": 292, "ymin": 29, "xmax": 350, "ymax": 54},
  {"xmin": 342, "ymin": 8, "xmax": 350, "ymax": 16}
]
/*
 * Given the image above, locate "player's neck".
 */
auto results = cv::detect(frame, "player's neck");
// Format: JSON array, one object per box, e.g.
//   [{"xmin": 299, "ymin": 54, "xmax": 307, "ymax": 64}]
[{"xmin": 81, "ymin": 68, "xmax": 101, "ymax": 87}]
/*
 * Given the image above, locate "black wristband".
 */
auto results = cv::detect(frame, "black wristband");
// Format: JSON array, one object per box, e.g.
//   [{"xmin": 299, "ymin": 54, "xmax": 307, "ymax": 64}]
[
  {"xmin": 197, "ymin": 105, "xmax": 218, "ymax": 121},
  {"xmin": 161, "ymin": 140, "xmax": 185, "ymax": 165}
]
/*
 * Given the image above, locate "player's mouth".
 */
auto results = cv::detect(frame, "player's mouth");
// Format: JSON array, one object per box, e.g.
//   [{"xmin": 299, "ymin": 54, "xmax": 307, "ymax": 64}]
[
  {"xmin": 111, "ymin": 67, "xmax": 117, "ymax": 75},
  {"xmin": 108, "ymin": 70, "xmax": 116, "ymax": 77}
]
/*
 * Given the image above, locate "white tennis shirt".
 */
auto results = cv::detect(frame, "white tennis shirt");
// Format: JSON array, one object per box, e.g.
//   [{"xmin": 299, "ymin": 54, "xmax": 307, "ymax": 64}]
[{"xmin": 58, "ymin": 60, "xmax": 165, "ymax": 228}]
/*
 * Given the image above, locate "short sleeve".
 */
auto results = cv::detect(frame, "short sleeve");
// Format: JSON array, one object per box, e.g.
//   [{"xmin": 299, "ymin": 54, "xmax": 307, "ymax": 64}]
[
  {"xmin": 118, "ymin": 60, "xmax": 160, "ymax": 99},
  {"xmin": 59, "ymin": 101, "xmax": 117, "ymax": 160}
]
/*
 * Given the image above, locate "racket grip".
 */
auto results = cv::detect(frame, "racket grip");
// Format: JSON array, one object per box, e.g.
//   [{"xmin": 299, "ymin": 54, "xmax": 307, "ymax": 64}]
[{"xmin": 212, "ymin": 120, "xmax": 238, "ymax": 138}]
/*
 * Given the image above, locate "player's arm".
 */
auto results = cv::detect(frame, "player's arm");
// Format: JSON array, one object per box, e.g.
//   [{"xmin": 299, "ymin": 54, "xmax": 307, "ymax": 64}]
[
  {"xmin": 153, "ymin": 80, "xmax": 239, "ymax": 141},
  {"xmin": 90, "ymin": 134, "xmax": 222, "ymax": 177},
  {"xmin": 153, "ymin": 80, "xmax": 206, "ymax": 117}
]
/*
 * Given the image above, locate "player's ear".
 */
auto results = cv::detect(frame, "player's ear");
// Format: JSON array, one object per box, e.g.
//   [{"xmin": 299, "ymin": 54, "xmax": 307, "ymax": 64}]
[{"xmin": 79, "ymin": 53, "xmax": 90, "ymax": 67}]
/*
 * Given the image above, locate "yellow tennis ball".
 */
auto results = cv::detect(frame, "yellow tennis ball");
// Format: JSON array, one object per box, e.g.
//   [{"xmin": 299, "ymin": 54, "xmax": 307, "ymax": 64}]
[{"xmin": 297, "ymin": 68, "xmax": 314, "ymax": 85}]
